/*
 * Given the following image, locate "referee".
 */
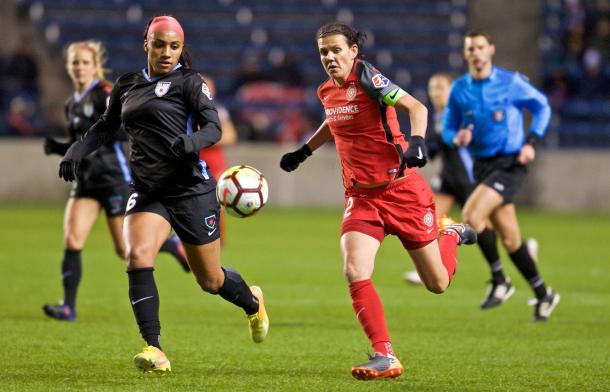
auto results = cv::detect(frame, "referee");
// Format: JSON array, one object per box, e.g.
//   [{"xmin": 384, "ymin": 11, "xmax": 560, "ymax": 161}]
[{"xmin": 442, "ymin": 31, "xmax": 559, "ymax": 321}]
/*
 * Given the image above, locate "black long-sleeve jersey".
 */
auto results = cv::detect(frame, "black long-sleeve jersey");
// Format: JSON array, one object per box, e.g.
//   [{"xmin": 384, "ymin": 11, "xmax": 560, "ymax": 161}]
[
  {"xmin": 64, "ymin": 80, "xmax": 131, "ymax": 187},
  {"xmin": 65, "ymin": 66, "xmax": 222, "ymax": 197}
]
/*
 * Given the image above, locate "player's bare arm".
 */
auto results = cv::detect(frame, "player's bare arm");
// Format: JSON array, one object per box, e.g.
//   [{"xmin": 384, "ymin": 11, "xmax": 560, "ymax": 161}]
[
  {"xmin": 394, "ymin": 93, "xmax": 428, "ymax": 138},
  {"xmin": 305, "ymin": 121, "xmax": 332, "ymax": 152}
]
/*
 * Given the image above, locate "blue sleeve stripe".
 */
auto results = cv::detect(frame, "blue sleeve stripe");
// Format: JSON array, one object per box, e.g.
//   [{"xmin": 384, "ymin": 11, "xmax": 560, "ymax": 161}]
[
  {"xmin": 186, "ymin": 113, "xmax": 195, "ymax": 135},
  {"xmin": 112, "ymin": 141, "xmax": 132, "ymax": 183}
]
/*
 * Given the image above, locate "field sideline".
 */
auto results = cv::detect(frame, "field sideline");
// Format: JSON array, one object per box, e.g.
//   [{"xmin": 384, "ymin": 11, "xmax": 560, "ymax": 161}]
[{"xmin": 0, "ymin": 204, "xmax": 609, "ymax": 391}]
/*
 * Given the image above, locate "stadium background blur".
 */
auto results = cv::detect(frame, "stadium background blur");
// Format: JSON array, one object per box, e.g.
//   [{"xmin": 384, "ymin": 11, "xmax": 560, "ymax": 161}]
[{"xmin": 1, "ymin": 0, "xmax": 609, "ymax": 210}]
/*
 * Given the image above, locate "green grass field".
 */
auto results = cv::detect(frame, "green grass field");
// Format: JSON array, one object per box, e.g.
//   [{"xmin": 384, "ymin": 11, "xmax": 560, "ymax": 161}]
[{"xmin": 1, "ymin": 204, "xmax": 609, "ymax": 391}]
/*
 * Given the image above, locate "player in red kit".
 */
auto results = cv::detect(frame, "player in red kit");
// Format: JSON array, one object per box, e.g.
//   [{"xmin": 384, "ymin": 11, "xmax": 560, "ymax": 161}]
[{"xmin": 280, "ymin": 22, "xmax": 476, "ymax": 381}]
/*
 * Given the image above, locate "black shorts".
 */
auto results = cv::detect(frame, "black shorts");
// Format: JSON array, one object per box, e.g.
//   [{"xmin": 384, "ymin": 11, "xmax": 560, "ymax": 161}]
[
  {"xmin": 473, "ymin": 155, "xmax": 527, "ymax": 204},
  {"xmin": 124, "ymin": 190, "xmax": 221, "ymax": 245},
  {"xmin": 437, "ymin": 174, "xmax": 474, "ymax": 206},
  {"xmin": 71, "ymin": 180, "xmax": 130, "ymax": 217}
]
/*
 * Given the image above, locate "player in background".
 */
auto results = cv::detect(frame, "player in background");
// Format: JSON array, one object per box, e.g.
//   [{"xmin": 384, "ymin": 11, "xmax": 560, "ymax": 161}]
[
  {"xmin": 42, "ymin": 40, "xmax": 189, "ymax": 322},
  {"xmin": 199, "ymin": 74, "xmax": 238, "ymax": 245},
  {"xmin": 57, "ymin": 16, "xmax": 268, "ymax": 373},
  {"xmin": 443, "ymin": 31, "xmax": 559, "ymax": 321},
  {"xmin": 403, "ymin": 74, "xmax": 539, "ymax": 307},
  {"xmin": 280, "ymin": 22, "xmax": 476, "ymax": 381}
]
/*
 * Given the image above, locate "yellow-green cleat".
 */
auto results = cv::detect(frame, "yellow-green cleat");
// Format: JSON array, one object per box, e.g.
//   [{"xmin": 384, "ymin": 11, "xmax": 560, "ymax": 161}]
[
  {"xmin": 133, "ymin": 345, "xmax": 171, "ymax": 375},
  {"xmin": 248, "ymin": 286, "xmax": 269, "ymax": 343}
]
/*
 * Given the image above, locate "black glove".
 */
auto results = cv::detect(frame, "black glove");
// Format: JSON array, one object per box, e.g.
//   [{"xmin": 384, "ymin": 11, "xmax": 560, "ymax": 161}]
[
  {"xmin": 44, "ymin": 137, "xmax": 70, "ymax": 156},
  {"xmin": 404, "ymin": 135, "xmax": 428, "ymax": 168},
  {"xmin": 59, "ymin": 159, "xmax": 79, "ymax": 182},
  {"xmin": 280, "ymin": 144, "xmax": 312, "ymax": 172},
  {"xmin": 171, "ymin": 134, "xmax": 197, "ymax": 156}
]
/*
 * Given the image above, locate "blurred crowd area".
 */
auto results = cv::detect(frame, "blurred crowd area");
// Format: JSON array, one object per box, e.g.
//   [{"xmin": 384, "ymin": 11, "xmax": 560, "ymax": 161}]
[
  {"xmin": 0, "ymin": 0, "xmax": 608, "ymax": 146},
  {"xmin": 541, "ymin": 0, "xmax": 610, "ymax": 146}
]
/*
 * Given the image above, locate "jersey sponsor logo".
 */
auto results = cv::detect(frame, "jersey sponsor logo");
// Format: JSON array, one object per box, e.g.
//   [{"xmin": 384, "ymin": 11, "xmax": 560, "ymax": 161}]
[
  {"xmin": 83, "ymin": 102, "xmax": 94, "ymax": 117},
  {"xmin": 346, "ymin": 83, "xmax": 357, "ymax": 101},
  {"xmin": 324, "ymin": 105, "xmax": 359, "ymax": 115},
  {"xmin": 154, "ymin": 81, "xmax": 172, "ymax": 97},
  {"xmin": 201, "ymin": 83, "xmax": 213, "ymax": 100},
  {"xmin": 371, "ymin": 73, "xmax": 389, "ymax": 88}
]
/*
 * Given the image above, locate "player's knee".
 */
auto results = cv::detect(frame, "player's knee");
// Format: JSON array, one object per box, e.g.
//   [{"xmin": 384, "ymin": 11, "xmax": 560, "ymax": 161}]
[
  {"xmin": 126, "ymin": 244, "xmax": 155, "ymax": 267},
  {"xmin": 343, "ymin": 261, "xmax": 368, "ymax": 282},
  {"xmin": 424, "ymin": 279, "xmax": 447, "ymax": 294},
  {"xmin": 64, "ymin": 232, "xmax": 85, "ymax": 250},
  {"xmin": 500, "ymin": 236, "xmax": 520, "ymax": 253}
]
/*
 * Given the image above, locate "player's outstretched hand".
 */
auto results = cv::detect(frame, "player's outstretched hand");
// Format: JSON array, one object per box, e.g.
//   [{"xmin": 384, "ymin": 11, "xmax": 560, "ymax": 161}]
[
  {"xmin": 58, "ymin": 159, "xmax": 78, "ymax": 182},
  {"xmin": 404, "ymin": 135, "xmax": 428, "ymax": 168},
  {"xmin": 44, "ymin": 137, "xmax": 69, "ymax": 156},
  {"xmin": 280, "ymin": 144, "xmax": 312, "ymax": 172}
]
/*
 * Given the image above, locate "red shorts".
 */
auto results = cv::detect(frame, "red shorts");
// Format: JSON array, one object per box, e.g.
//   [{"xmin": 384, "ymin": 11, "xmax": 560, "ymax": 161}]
[{"xmin": 341, "ymin": 172, "xmax": 437, "ymax": 250}]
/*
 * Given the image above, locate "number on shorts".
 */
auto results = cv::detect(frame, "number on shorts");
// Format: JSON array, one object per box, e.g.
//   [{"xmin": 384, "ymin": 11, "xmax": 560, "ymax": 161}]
[
  {"xmin": 126, "ymin": 193, "xmax": 138, "ymax": 212},
  {"xmin": 344, "ymin": 197, "xmax": 354, "ymax": 218}
]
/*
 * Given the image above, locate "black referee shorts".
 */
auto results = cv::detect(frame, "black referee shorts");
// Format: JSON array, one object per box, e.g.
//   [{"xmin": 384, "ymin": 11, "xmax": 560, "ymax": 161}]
[
  {"xmin": 124, "ymin": 190, "xmax": 221, "ymax": 245},
  {"xmin": 71, "ymin": 180, "xmax": 130, "ymax": 217},
  {"xmin": 473, "ymin": 155, "xmax": 527, "ymax": 204},
  {"xmin": 437, "ymin": 175, "xmax": 474, "ymax": 206}
]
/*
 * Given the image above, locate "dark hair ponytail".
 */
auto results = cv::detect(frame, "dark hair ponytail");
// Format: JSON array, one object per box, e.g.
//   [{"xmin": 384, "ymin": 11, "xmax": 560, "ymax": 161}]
[
  {"xmin": 316, "ymin": 22, "xmax": 367, "ymax": 59},
  {"xmin": 143, "ymin": 15, "xmax": 192, "ymax": 68}
]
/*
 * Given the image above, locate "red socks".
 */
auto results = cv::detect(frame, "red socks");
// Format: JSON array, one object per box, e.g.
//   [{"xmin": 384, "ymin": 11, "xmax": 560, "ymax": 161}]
[
  {"xmin": 349, "ymin": 279, "xmax": 394, "ymax": 357},
  {"xmin": 439, "ymin": 230, "xmax": 460, "ymax": 279}
]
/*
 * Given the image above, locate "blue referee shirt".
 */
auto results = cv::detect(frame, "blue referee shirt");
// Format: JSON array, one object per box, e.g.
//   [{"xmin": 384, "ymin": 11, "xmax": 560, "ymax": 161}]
[{"xmin": 441, "ymin": 66, "xmax": 551, "ymax": 158}]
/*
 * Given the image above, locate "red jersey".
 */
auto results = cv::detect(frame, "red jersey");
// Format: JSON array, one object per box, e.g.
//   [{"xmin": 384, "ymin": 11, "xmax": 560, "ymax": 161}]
[{"xmin": 317, "ymin": 59, "xmax": 412, "ymax": 188}]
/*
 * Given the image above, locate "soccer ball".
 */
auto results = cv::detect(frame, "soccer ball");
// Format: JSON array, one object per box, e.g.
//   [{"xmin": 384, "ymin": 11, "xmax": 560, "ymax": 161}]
[{"xmin": 216, "ymin": 165, "xmax": 269, "ymax": 218}]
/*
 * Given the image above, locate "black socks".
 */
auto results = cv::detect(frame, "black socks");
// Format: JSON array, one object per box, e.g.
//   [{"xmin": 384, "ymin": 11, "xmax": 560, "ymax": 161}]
[
  {"xmin": 128, "ymin": 268, "xmax": 161, "ymax": 349},
  {"xmin": 62, "ymin": 249, "xmax": 82, "ymax": 309},
  {"xmin": 509, "ymin": 243, "xmax": 547, "ymax": 299},
  {"xmin": 477, "ymin": 228, "xmax": 506, "ymax": 283},
  {"xmin": 217, "ymin": 267, "xmax": 259, "ymax": 315}
]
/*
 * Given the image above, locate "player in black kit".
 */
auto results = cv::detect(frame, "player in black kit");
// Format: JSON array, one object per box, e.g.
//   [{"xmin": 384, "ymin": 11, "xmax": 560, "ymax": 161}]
[
  {"xmin": 42, "ymin": 41, "xmax": 189, "ymax": 322},
  {"xmin": 58, "ymin": 17, "xmax": 269, "ymax": 373}
]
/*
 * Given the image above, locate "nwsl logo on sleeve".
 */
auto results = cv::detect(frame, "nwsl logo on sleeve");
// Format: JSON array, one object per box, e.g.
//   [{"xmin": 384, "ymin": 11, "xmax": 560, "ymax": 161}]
[
  {"xmin": 154, "ymin": 81, "xmax": 171, "ymax": 97},
  {"xmin": 201, "ymin": 83, "xmax": 213, "ymax": 100},
  {"xmin": 371, "ymin": 73, "xmax": 389, "ymax": 88}
]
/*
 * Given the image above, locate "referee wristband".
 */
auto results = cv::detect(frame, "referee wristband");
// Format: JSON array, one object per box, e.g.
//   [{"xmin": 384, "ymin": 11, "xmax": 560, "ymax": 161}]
[{"xmin": 526, "ymin": 134, "xmax": 541, "ymax": 146}]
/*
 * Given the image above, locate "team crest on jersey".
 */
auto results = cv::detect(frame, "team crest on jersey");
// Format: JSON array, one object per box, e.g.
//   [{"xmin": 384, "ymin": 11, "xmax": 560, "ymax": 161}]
[
  {"xmin": 203, "ymin": 214, "xmax": 217, "ymax": 230},
  {"xmin": 493, "ymin": 110, "xmax": 505, "ymax": 122},
  {"xmin": 371, "ymin": 73, "xmax": 389, "ymax": 88},
  {"xmin": 83, "ymin": 102, "xmax": 94, "ymax": 117},
  {"xmin": 201, "ymin": 83, "xmax": 213, "ymax": 100},
  {"xmin": 155, "ymin": 81, "xmax": 172, "ymax": 97},
  {"xmin": 346, "ymin": 83, "xmax": 357, "ymax": 101},
  {"xmin": 423, "ymin": 209, "xmax": 434, "ymax": 227}
]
